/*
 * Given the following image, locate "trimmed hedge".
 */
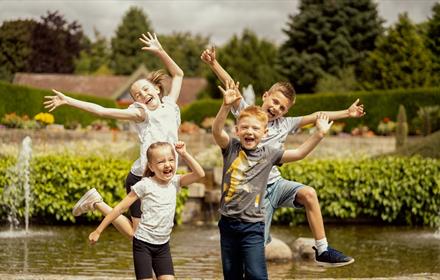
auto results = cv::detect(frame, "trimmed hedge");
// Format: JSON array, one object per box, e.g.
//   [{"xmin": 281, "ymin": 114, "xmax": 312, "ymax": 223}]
[
  {"xmin": 276, "ymin": 156, "xmax": 440, "ymax": 227},
  {"xmin": 0, "ymin": 81, "xmax": 117, "ymax": 127},
  {"xmin": 182, "ymin": 88, "xmax": 440, "ymax": 133},
  {"xmin": 0, "ymin": 154, "xmax": 188, "ymax": 225}
]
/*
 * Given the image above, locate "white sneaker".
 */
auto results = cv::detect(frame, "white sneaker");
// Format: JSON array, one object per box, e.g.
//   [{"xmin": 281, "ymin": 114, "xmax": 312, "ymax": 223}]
[{"xmin": 72, "ymin": 188, "xmax": 103, "ymax": 216}]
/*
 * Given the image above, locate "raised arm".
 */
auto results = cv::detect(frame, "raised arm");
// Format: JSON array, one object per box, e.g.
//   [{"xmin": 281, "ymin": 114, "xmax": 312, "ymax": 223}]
[
  {"xmin": 88, "ymin": 191, "xmax": 138, "ymax": 244},
  {"xmin": 281, "ymin": 113, "xmax": 333, "ymax": 163},
  {"xmin": 175, "ymin": 141, "xmax": 205, "ymax": 186},
  {"xmin": 213, "ymin": 80, "xmax": 241, "ymax": 149},
  {"xmin": 140, "ymin": 32, "xmax": 184, "ymax": 102},
  {"xmin": 299, "ymin": 99, "xmax": 365, "ymax": 127},
  {"xmin": 44, "ymin": 89, "xmax": 146, "ymax": 122}
]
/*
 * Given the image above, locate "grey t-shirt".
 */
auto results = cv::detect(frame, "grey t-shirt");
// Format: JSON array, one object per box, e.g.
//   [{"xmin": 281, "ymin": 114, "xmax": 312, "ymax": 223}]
[
  {"xmin": 219, "ymin": 138, "xmax": 284, "ymax": 223},
  {"xmin": 231, "ymin": 99, "xmax": 302, "ymax": 184}
]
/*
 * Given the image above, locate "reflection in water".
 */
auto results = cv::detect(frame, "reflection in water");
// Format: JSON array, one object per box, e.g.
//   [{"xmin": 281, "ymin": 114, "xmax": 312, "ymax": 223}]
[{"xmin": 0, "ymin": 224, "xmax": 439, "ymax": 278}]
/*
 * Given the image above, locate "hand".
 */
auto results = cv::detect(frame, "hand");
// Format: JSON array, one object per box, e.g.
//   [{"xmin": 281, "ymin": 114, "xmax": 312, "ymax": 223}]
[
  {"xmin": 218, "ymin": 80, "xmax": 241, "ymax": 106},
  {"xmin": 89, "ymin": 230, "xmax": 100, "ymax": 245},
  {"xmin": 174, "ymin": 141, "xmax": 187, "ymax": 155},
  {"xmin": 348, "ymin": 98, "xmax": 366, "ymax": 118},
  {"xmin": 201, "ymin": 46, "xmax": 216, "ymax": 65},
  {"xmin": 315, "ymin": 113, "xmax": 333, "ymax": 135},
  {"xmin": 43, "ymin": 89, "xmax": 68, "ymax": 112},
  {"xmin": 139, "ymin": 32, "xmax": 163, "ymax": 53}
]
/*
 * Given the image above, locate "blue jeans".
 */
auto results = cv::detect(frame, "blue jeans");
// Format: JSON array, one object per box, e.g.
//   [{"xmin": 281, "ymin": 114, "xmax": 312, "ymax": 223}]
[
  {"xmin": 264, "ymin": 178, "xmax": 305, "ymax": 244},
  {"xmin": 218, "ymin": 216, "xmax": 268, "ymax": 280}
]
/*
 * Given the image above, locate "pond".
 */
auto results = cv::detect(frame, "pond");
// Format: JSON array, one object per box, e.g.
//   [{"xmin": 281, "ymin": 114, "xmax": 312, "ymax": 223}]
[{"xmin": 0, "ymin": 224, "xmax": 439, "ymax": 279}]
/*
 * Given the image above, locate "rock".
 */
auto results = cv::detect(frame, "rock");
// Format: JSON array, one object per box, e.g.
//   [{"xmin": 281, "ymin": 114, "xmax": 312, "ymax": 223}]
[
  {"xmin": 265, "ymin": 237, "xmax": 292, "ymax": 261},
  {"xmin": 291, "ymin": 237, "xmax": 315, "ymax": 261}
]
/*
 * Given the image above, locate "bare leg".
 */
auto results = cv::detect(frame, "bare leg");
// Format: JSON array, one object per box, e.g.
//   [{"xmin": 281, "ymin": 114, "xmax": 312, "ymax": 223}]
[
  {"xmin": 95, "ymin": 201, "xmax": 133, "ymax": 239},
  {"xmin": 295, "ymin": 186, "xmax": 325, "ymax": 240}
]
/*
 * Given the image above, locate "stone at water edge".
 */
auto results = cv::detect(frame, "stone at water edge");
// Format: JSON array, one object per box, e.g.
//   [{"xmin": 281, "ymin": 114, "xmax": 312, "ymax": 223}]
[
  {"xmin": 265, "ymin": 237, "xmax": 293, "ymax": 261},
  {"xmin": 291, "ymin": 237, "xmax": 315, "ymax": 261}
]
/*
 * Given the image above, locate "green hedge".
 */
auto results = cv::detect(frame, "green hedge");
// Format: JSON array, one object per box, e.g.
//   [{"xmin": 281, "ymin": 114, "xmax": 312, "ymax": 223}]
[
  {"xmin": 0, "ymin": 81, "xmax": 117, "ymax": 127},
  {"xmin": 0, "ymin": 154, "xmax": 188, "ymax": 225},
  {"xmin": 182, "ymin": 88, "xmax": 440, "ymax": 133},
  {"xmin": 275, "ymin": 156, "xmax": 440, "ymax": 227}
]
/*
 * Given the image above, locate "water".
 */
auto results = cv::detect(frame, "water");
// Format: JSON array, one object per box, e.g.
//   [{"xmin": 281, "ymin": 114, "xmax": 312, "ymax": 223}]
[
  {"xmin": 2, "ymin": 136, "xmax": 32, "ymax": 233},
  {"xmin": 0, "ymin": 224, "xmax": 439, "ymax": 278}
]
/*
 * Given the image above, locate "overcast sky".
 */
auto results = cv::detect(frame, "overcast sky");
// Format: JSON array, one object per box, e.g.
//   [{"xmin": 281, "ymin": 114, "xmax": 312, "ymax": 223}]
[{"xmin": 0, "ymin": 0, "xmax": 437, "ymax": 45}]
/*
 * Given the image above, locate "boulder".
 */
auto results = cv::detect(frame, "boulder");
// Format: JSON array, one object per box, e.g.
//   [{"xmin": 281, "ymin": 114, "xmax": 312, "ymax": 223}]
[
  {"xmin": 291, "ymin": 237, "xmax": 315, "ymax": 261},
  {"xmin": 265, "ymin": 237, "xmax": 292, "ymax": 261}
]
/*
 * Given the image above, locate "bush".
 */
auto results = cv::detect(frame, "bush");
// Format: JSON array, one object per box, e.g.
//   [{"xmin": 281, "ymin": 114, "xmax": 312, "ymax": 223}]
[
  {"xmin": 0, "ymin": 154, "xmax": 188, "ymax": 225},
  {"xmin": 274, "ymin": 156, "xmax": 440, "ymax": 227}
]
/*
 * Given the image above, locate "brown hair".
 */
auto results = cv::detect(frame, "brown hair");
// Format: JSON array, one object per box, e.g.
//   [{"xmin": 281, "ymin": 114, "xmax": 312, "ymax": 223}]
[
  {"xmin": 130, "ymin": 70, "xmax": 169, "ymax": 100},
  {"xmin": 238, "ymin": 105, "xmax": 268, "ymax": 126},
  {"xmin": 143, "ymin": 142, "xmax": 174, "ymax": 177},
  {"xmin": 268, "ymin": 82, "xmax": 296, "ymax": 103}
]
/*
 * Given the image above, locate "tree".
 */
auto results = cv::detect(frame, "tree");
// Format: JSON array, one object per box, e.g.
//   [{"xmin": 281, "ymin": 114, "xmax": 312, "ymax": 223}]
[
  {"xmin": 426, "ymin": 3, "xmax": 440, "ymax": 85},
  {"xmin": 110, "ymin": 7, "xmax": 155, "ymax": 74},
  {"xmin": 75, "ymin": 29, "xmax": 112, "ymax": 75},
  {"xmin": 359, "ymin": 14, "xmax": 433, "ymax": 90},
  {"xmin": 206, "ymin": 29, "xmax": 282, "ymax": 99},
  {"xmin": 278, "ymin": 0, "xmax": 383, "ymax": 93},
  {"xmin": 29, "ymin": 11, "xmax": 84, "ymax": 73},
  {"xmin": 0, "ymin": 20, "xmax": 37, "ymax": 81}
]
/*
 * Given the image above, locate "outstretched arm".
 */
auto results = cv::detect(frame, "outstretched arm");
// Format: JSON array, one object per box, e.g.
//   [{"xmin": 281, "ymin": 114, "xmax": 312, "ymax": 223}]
[
  {"xmin": 212, "ymin": 80, "xmax": 242, "ymax": 149},
  {"xmin": 175, "ymin": 141, "xmax": 205, "ymax": 186},
  {"xmin": 140, "ymin": 32, "xmax": 184, "ymax": 102},
  {"xmin": 299, "ymin": 99, "xmax": 365, "ymax": 127},
  {"xmin": 88, "ymin": 191, "xmax": 138, "ymax": 244},
  {"xmin": 44, "ymin": 89, "xmax": 146, "ymax": 122},
  {"xmin": 281, "ymin": 113, "xmax": 333, "ymax": 163}
]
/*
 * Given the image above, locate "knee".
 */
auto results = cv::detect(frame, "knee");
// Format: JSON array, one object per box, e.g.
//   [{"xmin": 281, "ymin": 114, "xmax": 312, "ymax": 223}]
[{"xmin": 298, "ymin": 186, "xmax": 318, "ymax": 206}]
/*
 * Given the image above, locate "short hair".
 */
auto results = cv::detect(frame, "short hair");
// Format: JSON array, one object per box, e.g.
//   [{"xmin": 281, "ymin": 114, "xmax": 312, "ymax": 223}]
[
  {"xmin": 143, "ymin": 142, "xmax": 174, "ymax": 177},
  {"xmin": 129, "ymin": 70, "xmax": 169, "ymax": 100},
  {"xmin": 268, "ymin": 82, "xmax": 296, "ymax": 103},
  {"xmin": 238, "ymin": 105, "xmax": 268, "ymax": 126}
]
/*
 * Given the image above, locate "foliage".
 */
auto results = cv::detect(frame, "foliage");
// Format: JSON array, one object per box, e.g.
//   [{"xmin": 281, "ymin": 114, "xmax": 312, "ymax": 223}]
[
  {"xmin": 74, "ymin": 29, "xmax": 112, "ymax": 75},
  {"xmin": 359, "ymin": 14, "xmax": 434, "ymax": 90},
  {"xmin": 205, "ymin": 29, "xmax": 282, "ymax": 98},
  {"xmin": 0, "ymin": 154, "xmax": 188, "ymax": 224},
  {"xmin": 426, "ymin": 3, "xmax": 440, "ymax": 85},
  {"xmin": 391, "ymin": 130, "xmax": 440, "ymax": 158},
  {"xmin": 315, "ymin": 67, "xmax": 359, "ymax": 93},
  {"xmin": 376, "ymin": 117, "xmax": 396, "ymax": 136},
  {"xmin": 411, "ymin": 105, "xmax": 440, "ymax": 136},
  {"xmin": 395, "ymin": 105, "xmax": 408, "ymax": 148},
  {"xmin": 0, "ymin": 81, "xmax": 117, "ymax": 127},
  {"xmin": 110, "ymin": 6, "xmax": 155, "ymax": 75},
  {"xmin": 278, "ymin": 0, "xmax": 383, "ymax": 93},
  {"xmin": 274, "ymin": 156, "xmax": 440, "ymax": 227}
]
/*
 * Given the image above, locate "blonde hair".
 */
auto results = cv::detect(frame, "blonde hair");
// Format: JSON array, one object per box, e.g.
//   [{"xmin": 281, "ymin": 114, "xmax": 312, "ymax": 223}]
[
  {"xmin": 130, "ymin": 70, "xmax": 169, "ymax": 100},
  {"xmin": 143, "ymin": 142, "xmax": 174, "ymax": 177},
  {"xmin": 238, "ymin": 105, "xmax": 268, "ymax": 126},
  {"xmin": 268, "ymin": 82, "xmax": 296, "ymax": 103}
]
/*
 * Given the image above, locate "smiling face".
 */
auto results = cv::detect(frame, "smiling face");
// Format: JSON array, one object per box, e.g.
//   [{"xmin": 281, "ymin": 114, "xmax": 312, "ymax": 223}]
[
  {"xmin": 235, "ymin": 115, "xmax": 268, "ymax": 150},
  {"xmin": 130, "ymin": 79, "xmax": 161, "ymax": 110},
  {"xmin": 261, "ymin": 90, "xmax": 293, "ymax": 121},
  {"xmin": 147, "ymin": 145, "xmax": 176, "ymax": 184}
]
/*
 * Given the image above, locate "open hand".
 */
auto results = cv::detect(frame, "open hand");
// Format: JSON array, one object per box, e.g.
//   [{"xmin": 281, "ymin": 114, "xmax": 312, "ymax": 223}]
[
  {"xmin": 201, "ymin": 46, "xmax": 216, "ymax": 64},
  {"xmin": 139, "ymin": 32, "xmax": 163, "ymax": 52},
  {"xmin": 218, "ymin": 80, "xmax": 241, "ymax": 106},
  {"xmin": 315, "ymin": 113, "xmax": 333, "ymax": 135},
  {"xmin": 43, "ymin": 89, "xmax": 68, "ymax": 112},
  {"xmin": 348, "ymin": 99, "xmax": 366, "ymax": 118},
  {"xmin": 89, "ymin": 230, "xmax": 100, "ymax": 245},
  {"xmin": 175, "ymin": 141, "xmax": 187, "ymax": 155}
]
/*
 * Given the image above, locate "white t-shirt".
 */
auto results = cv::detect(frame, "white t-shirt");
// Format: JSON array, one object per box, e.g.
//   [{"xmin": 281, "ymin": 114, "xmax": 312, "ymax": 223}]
[
  {"xmin": 231, "ymin": 99, "xmax": 303, "ymax": 184},
  {"xmin": 131, "ymin": 175, "xmax": 181, "ymax": 244},
  {"xmin": 129, "ymin": 96, "xmax": 180, "ymax": 176}
]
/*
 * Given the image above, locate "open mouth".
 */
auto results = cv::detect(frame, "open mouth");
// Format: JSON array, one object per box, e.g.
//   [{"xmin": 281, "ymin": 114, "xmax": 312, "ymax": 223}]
[
  {"xmin": 267, "ymin": 108, "xmax": 276, "ymax": 118},
  {"xmin": 145, "ymin": 96, "xmax": 153, "ymax": 105},
  {"xmin": 244, "ymin": 136, "xmax": 255, "ymax": 145},
  {"xmin": 163, "ymin": 169, "xmax": 174, "ymax": 176}
]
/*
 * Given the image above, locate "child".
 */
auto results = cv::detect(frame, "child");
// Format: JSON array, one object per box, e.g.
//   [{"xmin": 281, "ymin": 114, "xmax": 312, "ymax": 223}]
[
  {"xmin": 202, "ymin": 47, "xmax": 359, "ymax": 267},
  {"xmin": 213, "ymin": 80, "xmax": 333, "ymax": 279},
  {"xmin": 44, "ymin": 32, "xmax": 183, "ymax": 237},
  {"xmin": 89, "ymin": 141, "xmax": 205, "ymax": 280}
]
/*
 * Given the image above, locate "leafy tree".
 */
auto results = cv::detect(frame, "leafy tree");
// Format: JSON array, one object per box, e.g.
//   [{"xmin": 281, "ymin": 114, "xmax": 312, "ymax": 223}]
[
  {"xmin": 206, "ymin": 29, "xmax": 281, "ymax": 99},
  {"xmin": 426, "ymin": 3, "xmax": 440, "ymax": 85},
  {"xmin": 0, "ymin": 20, "xmax": 37, "ymax": 81},
  {"xmin": 75, "ymin": 29, "xmax": 112, "ymax": 75},
  {"xmin": 315, "ymin": 67, "xmax": 359, "ymax": 93},
  {"xmin": 110, "ymin": 6, "xmax": 156, "ymax": 74},
  {"xmin": 278, "ymin": 0, "xmax": 383, "ymax": 93},
  {"xmin": 359, "ymin": 13, "xmax": 433, "ymax": 90},
  {"xmin": 29, "ymin": 11, "xmax": 84, "ymax": 73}
]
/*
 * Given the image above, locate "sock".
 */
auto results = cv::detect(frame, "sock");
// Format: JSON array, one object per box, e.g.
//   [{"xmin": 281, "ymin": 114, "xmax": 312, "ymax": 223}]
[{"xmin": 315, "ymin": 237, "xmax": 328, "ymax": 255}]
